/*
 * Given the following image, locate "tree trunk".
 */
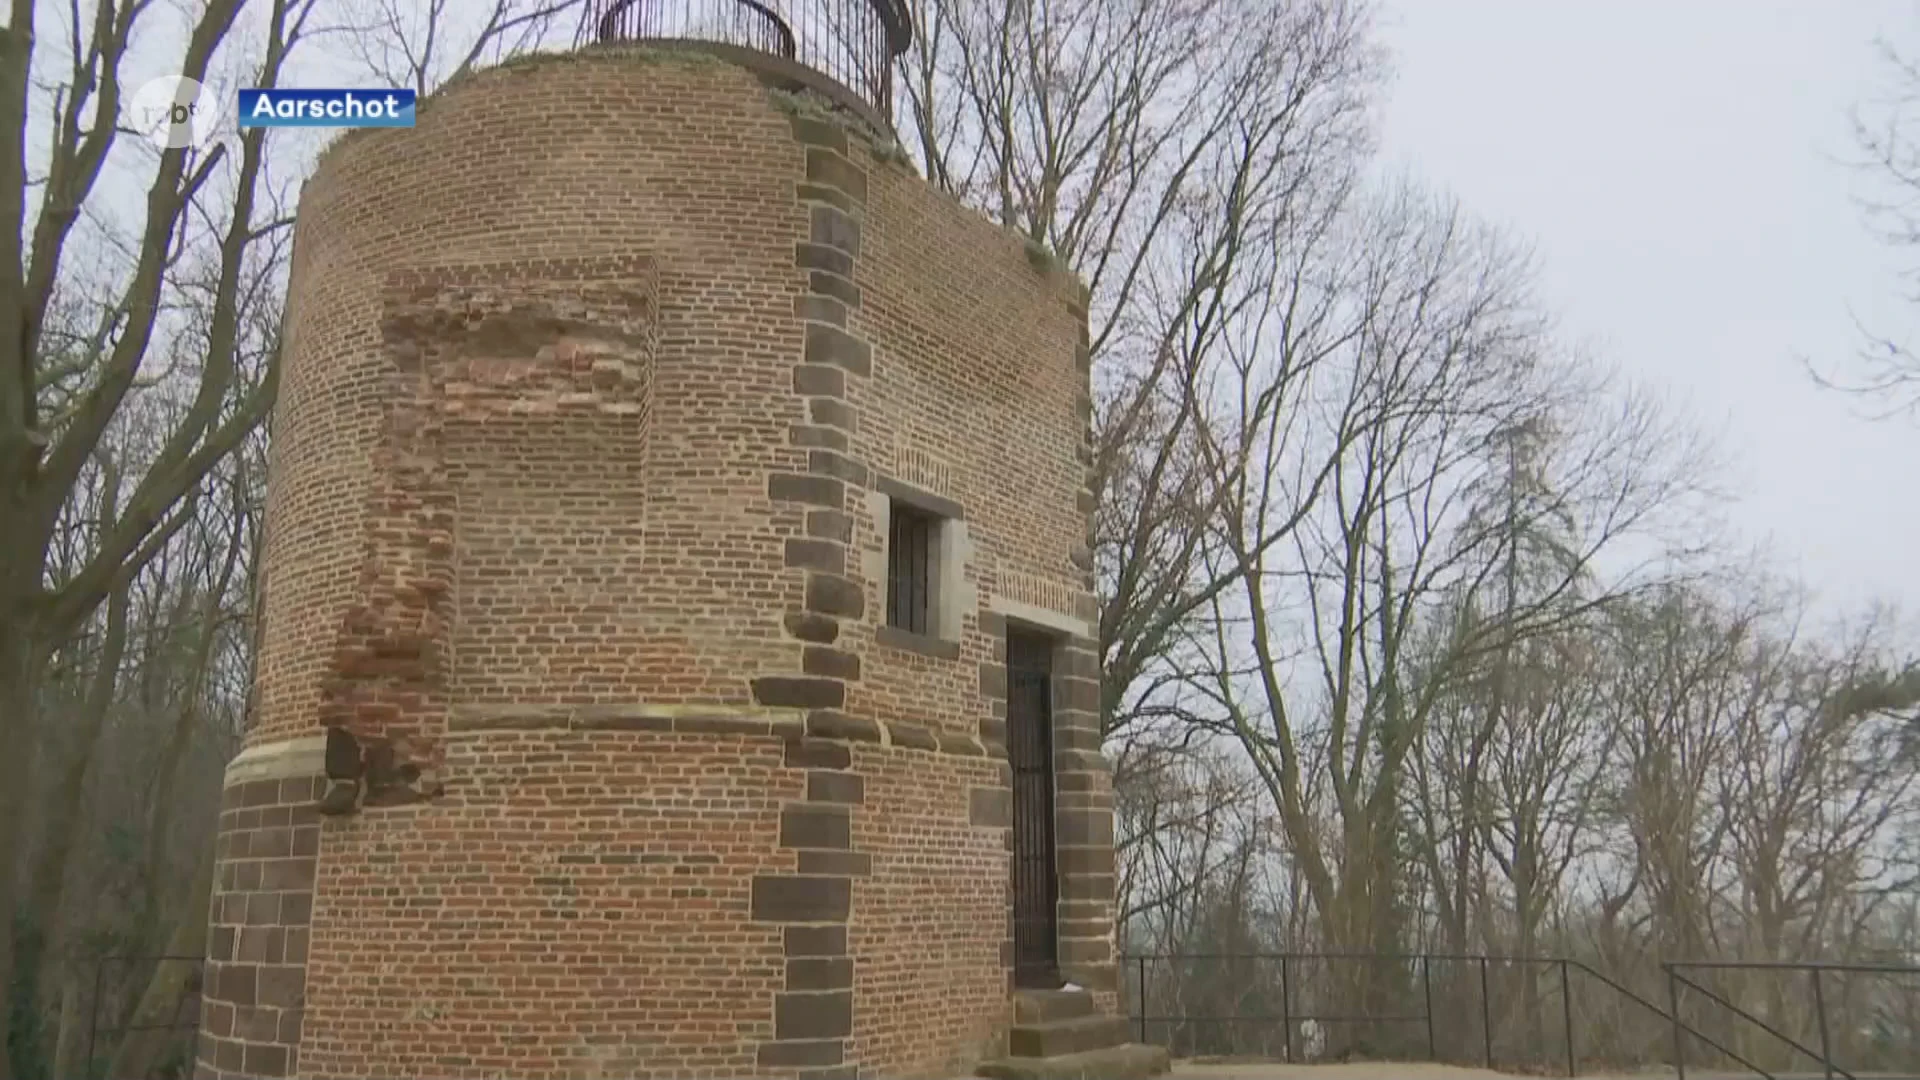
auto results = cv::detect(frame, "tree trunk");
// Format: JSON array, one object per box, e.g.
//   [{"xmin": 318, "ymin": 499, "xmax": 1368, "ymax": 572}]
[
  {"xmin": 23, "ymin": 584, "xmax": 131, "ymax": 1014},
  {"xmin": 49, "ymin": 975, "xmax": 84, "ymax": 1080},
  {"xmin": 0, "ymin": 613, "xmax": 45, "ymax": 1080}
]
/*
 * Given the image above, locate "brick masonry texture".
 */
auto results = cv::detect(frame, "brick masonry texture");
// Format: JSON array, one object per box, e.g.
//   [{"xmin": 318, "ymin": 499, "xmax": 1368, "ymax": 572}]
[
  {"xmin": 210, "ymin": 46, "xmax": 1110, "ymax": 1079},
  {"xmin": 198, "ymin": 774, "xmax": 322, "ymax": 1079}
]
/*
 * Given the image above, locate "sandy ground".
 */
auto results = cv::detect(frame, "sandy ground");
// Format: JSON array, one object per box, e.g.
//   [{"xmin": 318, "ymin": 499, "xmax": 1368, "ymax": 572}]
[
  {"xmin": 1169, "ymin": 1065, "xmax": 1903, "ymax": 1080},
  {"xmin": 1172, "ymin": 1065, "xmax": 1646, "ymax": 1079},
  {"xmin": 950, "ymin": 1057, "xmax": 1908, "ymax": 1079}
]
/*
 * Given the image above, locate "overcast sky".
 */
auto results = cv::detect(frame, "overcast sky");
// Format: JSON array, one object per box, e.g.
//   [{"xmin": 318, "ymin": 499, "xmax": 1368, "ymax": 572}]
[{"xmin": 1374, "ymin": 0, "xmax": 1920, "ymax": 618}]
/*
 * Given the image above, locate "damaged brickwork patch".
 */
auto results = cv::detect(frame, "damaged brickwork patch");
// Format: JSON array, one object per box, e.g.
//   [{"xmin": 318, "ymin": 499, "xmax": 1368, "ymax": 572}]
[{"xmin": 315, "ymin": 256, "xmax": 659, "ymax": 813}]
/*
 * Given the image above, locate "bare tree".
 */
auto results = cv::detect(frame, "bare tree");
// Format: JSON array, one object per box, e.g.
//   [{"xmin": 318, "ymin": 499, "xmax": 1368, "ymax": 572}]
[
  {"xmin": 1586, "ymin": 587, "xmax": 1754, "ymax": 977},
  {"xmin": 1116, "ymin": 737, "xmax": 1264, "ymax": 947},
  {"xmin": 1411, "ymin": 619, "xmax": 1615, "ymax": 955},
  {"xmin": 0, "ymin": 1, "xmax": 320, "ymax": 1070},
  {"xmin": 893, "ymin": 3, "xmax": 1913, "ymax": 1067},
  {"xmin": 328, "ymin": 0, "xmax": 583, "ymax": 96},
  {"xmin": 1832, "ymin": 26, "xmax": 1920, "ymax": 416},
  {"xmin": 0, "ymin": 1, "xmax": 594, "ymax": 1072},
  {"xmin": 896, "ymin": 0, "xmax": 1380, "ymax": 742},
  {"xmin": 1168, "ymin": 175, "xmax": 1708, "ymax": 1052},
  {"xmin": 1718, "ymin": 605, "xmax": 1917, "ymax": 965}
]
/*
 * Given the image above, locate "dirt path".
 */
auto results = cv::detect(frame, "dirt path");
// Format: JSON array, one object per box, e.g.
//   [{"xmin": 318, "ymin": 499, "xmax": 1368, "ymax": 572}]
[
  {"xmin": 1170, "ymin": 1064, "xmax": 1909, "ymax": 1080},
  {"xmin": 1171, "ymin": 1063, "xmax": 1695, "ymax": 1079},
  {"xmin": 1167, "ymin": 1060, "xmax": 1543, "ymax": 1068}
]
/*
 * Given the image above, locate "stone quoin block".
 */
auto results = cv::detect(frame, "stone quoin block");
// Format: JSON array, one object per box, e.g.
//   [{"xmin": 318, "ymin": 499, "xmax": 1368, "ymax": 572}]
[
  {"xmin": 796, "ymin": 295, "xmax": 850, "ymax": 328},
  {"xmin": 937, "ymin": 730, "xmax": 986, "ymax": 756},
  {"xmin": 792, "ymin": 363, "xmax": 847, "ymax": 398},
  {"xmin": 752, "ymin": 875, "xmax": 853, "ymax": 924},
  {"xmin": 806, "ymin": 770, "xmax": 865, "ymax": 804},
  {"xmin": 805, "ymin": 323, "xmax": 872, "ymax": 375},
  {"xmin": 796, "ymin": 241, "xmax": 856, "ymax": 278},
  {"xmin": 785, "ymin": 610, "xmax": 842, "ymax": 644},
  {"xmin": 780, "ymin": 803, "xmax": 853, "ymax": 850},
  {"xmin": 776, "ymin": 990, "xmax": 855, "ymax": 1040},
  {"xmin": 810, "ymin": 206, "xmax": 864, "ymax": 257},
  {"xmin": 797, "ymin": 850, "xmax": 873, "ymax": 877},
  {"xmin": 791, "ymin": 419, "xmax": 850, "ymax": 449},
  {"xmin": 807, "ymin": 709, "xmax": 883, "ymax": 743},
  {"xmin": 770, "ymin": 470, "xmax": 845, "ymax": 507},
  {"xmin": 806, "ymin": 508, "xmax": 855, "ymax": 543},
  {"xmin": 787, "ymin": 956, "xmax": 857, "ymax": 992},
  {"xmin": 1056, "ymin": 845, "xmax": 1117, "ymax": 877},
  {"xmin": 786, "ymin": 738, "xmax": 853, "ymax": 771},
  {"xmin": 801, "ymin": 644, "xmax": 862, "ymax": 680},
  {"xmin": 785, "ymin": 925, "xmax": 849, "ymax": 958},
  {"xmin": 213, "ymin": 38, "xmax": 1110, "ymax": 1080},
  {"xmin": 979, "ymin": 716, "xmax": 1009, "ymax": 749},
  {"xmin": 797, "ymin": 182, "xmax": 859, "ymax": 214},
  {"xmin": 759, "ymin": 1039, "xmax": 848, "ymax": 1068},
  {"xmin": 804, "ymin": 573, "xmax": 866, "ymax": 619},
  {"xmin": 808, "ymin": 448, "xmax": 870, "ymax": 486},
  {"xmin": 805, "ymin": 149, "xmax": 869, "ymax": 200},
  {"xmin": 753, "ymin": 675, "xmax": 848, "ymax": 709},
  {"xmin": 808, "ymin": 270, "xmax": 862, "ymax": 308},
  {"xmin": 808, "ymin": 395, "xmax": 858, "ymax": 430},
  {"xmin": 789, "ymin": 114, "xmax": 850, "ymax": 154},
  {"xmin": 888, "ymin": 721, "xmax": 941, "ymax": 752}
]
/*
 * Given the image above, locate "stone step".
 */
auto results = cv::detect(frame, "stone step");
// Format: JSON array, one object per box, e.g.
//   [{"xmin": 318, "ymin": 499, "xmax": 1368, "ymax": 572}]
[
  {"xmin": 1007, "ymin": 1013, "xmax": 1131, "ymax": 1058},
  {"xmin": 975, "ymin": 1042, "xmax": 1170, "ymax": 1080},
  {"xmin": 1012, "ymin": 988, "xmax": 1096, "ymax": 1024}
]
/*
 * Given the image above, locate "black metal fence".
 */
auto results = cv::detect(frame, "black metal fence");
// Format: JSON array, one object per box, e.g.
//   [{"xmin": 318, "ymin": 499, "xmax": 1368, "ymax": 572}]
[
  {"xmin": 578, "ymin": 0, "xmax": 911, "ymax": 121},
  {"xmin": 77, "ymin": 948, "xmax": 1920, "ymax": 1078},
  {"xmin": 1122, "ymin": 952, "xmax": 1920, "ymax": 1078},
  {"xmin": 1125, "ymin": 953, "xmax": 1581, "ymax": 1073},
  {"xmin": 1663, "ymin": 960, "xmax": 1920, "ymax": 1080},
  {"xmin": 85, "ymin": 953, "xmax": 204, "ymax": 1080}
]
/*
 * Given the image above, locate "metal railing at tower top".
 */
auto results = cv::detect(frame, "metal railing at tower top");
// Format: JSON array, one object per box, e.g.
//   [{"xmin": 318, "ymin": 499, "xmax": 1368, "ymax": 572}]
[{"xmin": 578, "ymin": 0, "xmax": 912, "ymax": 123}]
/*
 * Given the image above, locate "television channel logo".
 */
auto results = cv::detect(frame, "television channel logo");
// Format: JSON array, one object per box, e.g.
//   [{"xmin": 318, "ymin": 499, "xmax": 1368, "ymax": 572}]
[
  {"xmin": 238, "ymin": 89, "xmax": 417, "ymax": 129},
  {"xmin": 127, "ymin": 75, "xmax": 221, "ymax": 151}
]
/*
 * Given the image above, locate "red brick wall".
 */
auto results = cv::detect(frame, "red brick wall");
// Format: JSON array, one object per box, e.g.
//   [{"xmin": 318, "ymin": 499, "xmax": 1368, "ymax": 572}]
[
  {"xmin": 848, "ymin": 745, "xmax": 1009, "ymax": 1076},
  {"xmin": 257, "ymin": 53, "xmax": 810, "ymax": 749},
  {"xmin": 298, "ymin": 725, "xmax": 802, "ymax": 1078},
  {"xmin": 212, "ymin": 46, "xmax": 1111, "ymax": 1080}
]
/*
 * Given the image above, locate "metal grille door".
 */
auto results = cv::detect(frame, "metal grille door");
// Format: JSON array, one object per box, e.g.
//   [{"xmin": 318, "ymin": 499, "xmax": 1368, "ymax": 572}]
[{"xmin": 1008, "ymin": 634, "xmax": 1060, "ymax": 989}]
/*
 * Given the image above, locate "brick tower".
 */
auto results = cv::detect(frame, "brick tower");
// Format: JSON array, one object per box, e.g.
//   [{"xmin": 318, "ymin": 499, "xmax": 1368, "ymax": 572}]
[{"xmin": 195, "ymin": 2, "xmax": 1166, "ymax": 1077}]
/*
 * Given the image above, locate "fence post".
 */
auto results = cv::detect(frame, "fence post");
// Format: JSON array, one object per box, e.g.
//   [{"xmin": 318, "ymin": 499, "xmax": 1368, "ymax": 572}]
[
  {"xmin": 1480, "ymin": 955, "xmax": 1494, "ymax": 1069},
  {"xmin": 1561, "ymin": 959, "xmax": 1575, "ymax": 1077},
  {"xmin": 1137, "ymin": 955, "xmax": 1147, "ymax": 1044},
  {"xmin": 85, "ymin": 955, "xmax": 106, "ymax": 1080},
  {"xmin": 1667, "ymin": 968, "xmax": 1686, "ymax": 1080},
  {"xmin": 1810, "ymin": 967, "xmax": 1834, "ymax": 1080},
  {"xmin": 1423, "ymin": 955, "xmax": 1436, "ymax": 1062},
  {"xmin": 1280, "ymin": 953, "xmax": 1294, "ymax": 1064}
]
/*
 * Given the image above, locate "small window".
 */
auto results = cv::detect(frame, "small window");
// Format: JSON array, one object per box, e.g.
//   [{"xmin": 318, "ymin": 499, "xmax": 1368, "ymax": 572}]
[{"xmin": 886, "ymin": 502, "xmax": 938, "ymax": 635}]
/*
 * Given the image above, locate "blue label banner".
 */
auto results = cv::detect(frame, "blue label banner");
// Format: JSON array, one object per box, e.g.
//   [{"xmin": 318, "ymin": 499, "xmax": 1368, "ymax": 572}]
[{"xmin": 238, "ymin": 88, "xmax": 416, "ymax": 128}]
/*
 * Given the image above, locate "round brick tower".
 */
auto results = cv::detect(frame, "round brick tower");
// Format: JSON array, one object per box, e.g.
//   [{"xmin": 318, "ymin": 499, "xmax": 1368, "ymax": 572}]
[{"xmin": 195, "ymin": 3, "xmax": 1146, "ymax": 1078}]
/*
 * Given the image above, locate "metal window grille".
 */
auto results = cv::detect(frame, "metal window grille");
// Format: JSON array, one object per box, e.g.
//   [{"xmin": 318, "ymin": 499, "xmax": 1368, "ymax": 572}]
[{"xmin": 886, "ymin": 503, "xmax": 935, "ymax": 635}]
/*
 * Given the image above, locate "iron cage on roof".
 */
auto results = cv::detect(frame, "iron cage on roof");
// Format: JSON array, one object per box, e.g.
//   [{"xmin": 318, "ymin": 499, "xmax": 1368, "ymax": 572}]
[{"xmin": 579, "ymin": 0, "xmax": 912, "ymax": 122}]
